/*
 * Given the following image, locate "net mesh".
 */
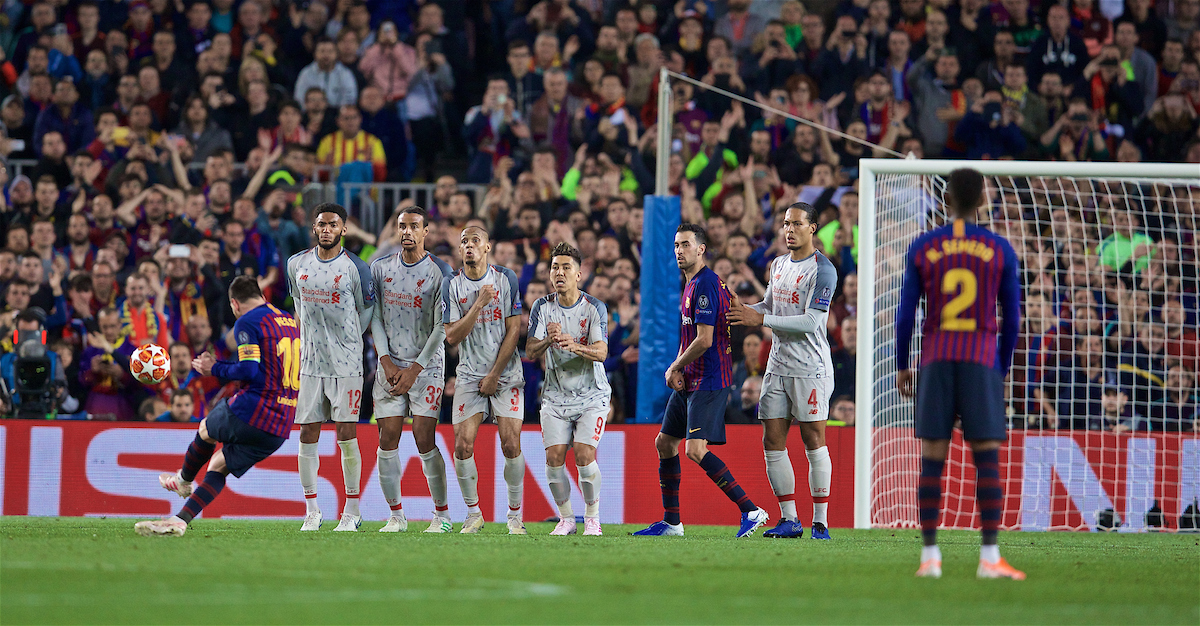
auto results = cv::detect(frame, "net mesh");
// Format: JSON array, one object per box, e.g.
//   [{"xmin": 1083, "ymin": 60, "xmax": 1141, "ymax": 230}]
[{"xmin": 868, "ymin": 171, "xmax": 1200, "ymax": 532}]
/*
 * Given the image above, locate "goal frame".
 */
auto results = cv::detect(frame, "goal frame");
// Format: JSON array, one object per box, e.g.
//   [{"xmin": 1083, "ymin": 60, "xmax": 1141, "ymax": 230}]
[{"xmin": 853, "ymin": 158, "xmax": 1200, "ymax": 529}]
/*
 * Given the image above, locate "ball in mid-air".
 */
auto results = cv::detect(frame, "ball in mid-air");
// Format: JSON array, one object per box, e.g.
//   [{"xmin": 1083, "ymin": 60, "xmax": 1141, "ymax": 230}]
[{"xmin": 131, "ymin": 343, "xmax": 171, "ymax": 385}]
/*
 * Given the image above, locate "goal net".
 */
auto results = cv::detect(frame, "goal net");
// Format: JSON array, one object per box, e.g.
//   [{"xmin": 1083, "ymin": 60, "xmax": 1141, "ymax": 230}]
[{"xmin": 855, "ymin": 159, "xmax": 1200, "ymax": 532}]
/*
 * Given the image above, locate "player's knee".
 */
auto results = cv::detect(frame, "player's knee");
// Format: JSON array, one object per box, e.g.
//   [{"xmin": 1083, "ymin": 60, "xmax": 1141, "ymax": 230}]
[
  {"xmin": 198, "ymin": 419, "xmax": 215, "ymax": 443},
  {"xmin": 454, "ymin": 439, "xmax": 474, "ymax": 459},
  {"xmin": 653, "ymin": 433, "xmax": 676, "ymax": 457},
  {"xmin": 545, "ymin": 448, "xmax": 566, "ymax": 467},
  {"xmin": 684, "ymin": 441, "xmax": 708, "ymax": 464},
  {"xmin": 413, "ymin": 429, "xmax": 436, "ymax": 454},
  {"xmin": 500, "ymin": 440, "xmax": 521, "ymax": 459},
  {"xmin": 573, "ymin": 444, "xmax": 596, "ymax": 466}
]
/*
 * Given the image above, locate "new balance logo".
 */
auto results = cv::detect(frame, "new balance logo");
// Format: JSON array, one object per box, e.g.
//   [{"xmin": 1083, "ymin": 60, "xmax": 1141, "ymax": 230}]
[
  {"xmin": 300, "ymin": 274, "xmax": 309, "ymax": 281},
  {"xmin": 385, "ymin": 277, "xmax": 393, "ymax": 282}
]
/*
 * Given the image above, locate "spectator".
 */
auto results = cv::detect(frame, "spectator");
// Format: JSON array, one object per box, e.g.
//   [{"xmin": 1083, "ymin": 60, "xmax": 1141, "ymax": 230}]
[
  {"xmin": 978, "ymin": 31, "xmax": 1018, "ymax": 92},
  {"xmin": 405, "ymin": 30, "xmax": 455, "ymax": 183},
  {"xmin": 1125, "ymin": 0, "xmax": 1168, "ymax": 59},
  {"xmin": 358, "ymin": 86, "xmax": 406, "ymax": 181},
  {"xmin": 80, "ymin": 307, "xmax": 137, "ymax": 421},
  {"xmin": 503, "ymin": 40, "xmax": 544, "ymax": 118},
  {"xmin": 358, "ymin": 20, "xmax": 417, "ymax": 105},
  {"xmin": 714, "ymin": 0, "xmax": 768, "ymax": 62},
  {"xmin": 1027, "ymin": 5, "xmax": 1090, "ymax": 89},
  {"xmin": 293, "ymin": 38, "xmax": 358, "ymax": 109},
  {"xmin": 258, "ymin": 100, "xmax": 313, "ymax": 152},
  {"xmin": 175, "ymin": 96, "xmax": 235, "ymax": 165},
  {"xmin": 464, "ymin": 76, "xmax": 530, "ymax": 184},
  {"xmin": 1040, "ymin": 98, "xmax": 1109, "ymax": 161},
  {"xmin": 1133, "ymin": 93, "xmax": 1198, "ymax": 163},
  {"xmin": 316, "ymin": 104, "xmax": 387, "ymax": 182},
  {"xmin": 828, "ymin": 395, "xmax": 856, "ymax": 426},
  {"xmin": 954, "ymin": 90, "xmax": 1027, "ymax": 159},
  {"xmin": 156, "ymin": 387, "xmax": 197, "ymax": 422},
  {"xmin": 831, "ymin": 316, "xmax": 857, "ymax": 400},
  {"xmin": 1098, "ymin": 387, "xmax": 1137, "ymax": 432},
  {"xmin": 813, "ymin": 16, "xmax": 870, "ymax": 101},
  {"xmin": 1001, "ymin": 64, "xmax": 1049, "ymax": 153},
  {"xmin": 725, "ymin": 375, "xmax": 762, "ymax": 423},
  {"xmin": 907, "ymin": 48, "xmax": 964, "ymax": 157}
]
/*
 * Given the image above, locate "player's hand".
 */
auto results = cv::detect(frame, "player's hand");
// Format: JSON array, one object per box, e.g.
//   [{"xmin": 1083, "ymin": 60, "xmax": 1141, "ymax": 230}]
[
  {"xmin": 391, "ymin": 363, "xmax": 422, "ymax": 396},
  {"xmin": 546, "ymin": 322, "xmax": 562, "ymax": 342},
  {"xmin": 479, "ymin": 373, "xmax": 499, "ymax": 397},
  {"xmin": 380, "ymin": 355, "xmax": 402, "ymax": 385},
  {"xmin": 476, "ymin": 285, "xmax": 497, "ymax": 308},
  {"xmin": 896, "ymin": 369, "xmax": 915, "ymax": 398},
  {"xmin": 192, "ymin": 352, "xmax": 216, "ymax": 377},
  {"xmin": 726, "ymin": 292, "xmax": 764, "ymax": 326},
  {"xmin": 665, "ymin": 368, "xmax": 685, "ymax": 391}
]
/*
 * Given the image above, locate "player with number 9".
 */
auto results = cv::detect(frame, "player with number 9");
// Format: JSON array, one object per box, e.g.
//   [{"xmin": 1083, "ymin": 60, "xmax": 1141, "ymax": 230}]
[
  {"xmin": 134, "ymin": 276, "xmax": 299, "ymax": 537},
  {"xmin": 895, "ymin": 168, "xmax": 1024, "ymax": 580}
]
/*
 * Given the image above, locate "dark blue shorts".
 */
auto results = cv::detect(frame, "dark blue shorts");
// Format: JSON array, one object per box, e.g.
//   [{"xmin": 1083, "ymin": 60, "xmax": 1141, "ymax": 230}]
[
  {"xmin": 914, "ymin": 361, "xmax": 1008, "ymax": 441},
  {"xmin": 661, "ymin": 388, "xmax": 730, "ymax": 445},
  {"xmin": 205, "ymin": 400, "xmax": 287, "ymax": 478}
]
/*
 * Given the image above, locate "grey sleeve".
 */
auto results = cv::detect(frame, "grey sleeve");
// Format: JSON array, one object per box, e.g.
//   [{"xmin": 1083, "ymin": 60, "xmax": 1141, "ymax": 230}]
[
  {"xmin": 528, "ymin": 298, "xmax": 546, "ymax": 340},
  {"xmin": 441, "ymin": 275, "xmax": 460, "ymax": 324},
  {"xmin": 369, "ymin": 261, "xmax": 390, "ymax": 358},
  {"xmin": 764, "ymin": 310, "xmax": 825, "ymax": 334},
  {"xmin": 415, "ymin": 267, "xmax": 448, "ymax": 368},
  {"xmin": 501, "ymin": 266, "xmax": 522, "ymax": 317},
  {"xmin": 808, "ymin": 256, "xmax": 838, "ymax": 312},
  {"xmin": 587, "ymin": 296, "xmax": 609, "ymax": 344}
]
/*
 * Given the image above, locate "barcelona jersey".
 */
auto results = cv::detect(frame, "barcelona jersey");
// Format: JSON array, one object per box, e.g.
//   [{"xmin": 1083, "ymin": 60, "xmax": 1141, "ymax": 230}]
[
  {"xmin": 896, "ymin": 219, "xmax": 1022, "ymax": 374},
  {"xmin": 211, "ymin": 303, "xmax": 301, "ymax": 438},
  {"xmin": 680, "ymin": 266, "xmax": 733, "ymax": 391}
]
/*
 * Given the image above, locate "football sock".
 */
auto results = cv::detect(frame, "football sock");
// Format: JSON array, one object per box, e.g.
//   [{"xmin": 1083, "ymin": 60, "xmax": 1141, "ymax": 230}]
[
  {"xmin": 807, "ymin": 446, "xmax": 831, "ymax": 526},
  {"xmin": 454, "ymin": 456, "xmax": 481, "ymax": 514},
  {"xmin": 659, "ymin": 455, "xmax": 682, "ymax": 525},
  {"xmin": 298, "ymin": 442, "xmax": 320, "ymax": 514},
  {"xmin": 419, "ymin": 448, "xmax": 449, "ymax": 514},
  {"xmin": 974, "ymin": 447, "xmax": 1002, "ymax": 550},
  {"xmin": 177, "ymin": 471, "xmax": 225, "ymax": 523},
  {"xmin": 764, "ymin": 449, "xmax": 797, "ymax": 521},
  {"xmin": 503, "ymin": 453, "xmax": 525, "ymax": 518},
  {"xmin": 921, "ymin": 545, "xmax": 942, "ymax": 563},
  {"xmin": 377, "ymin": 447, "xmax": 403, "ymax": 513},
  {"xmin": 699, "ymin": 452, "xmax": 756, "ymax": 513},
  {"xmin": 546, "ymin": 464, "xmax": 573, "ymax": 518},
  {"xmin": 180, "ymin": 435, "xmax": 216, "ymax": 483},
  {"xmin": 918, "ymin": 457, "xmax": 945, "ymax": 547},
  {"xmin": 339, "ymin": 438, "xmax": 361, "ymax": 517},
  {"xmin": 578, "ymin": 461, "xmax": 601, "ymax": 518}
]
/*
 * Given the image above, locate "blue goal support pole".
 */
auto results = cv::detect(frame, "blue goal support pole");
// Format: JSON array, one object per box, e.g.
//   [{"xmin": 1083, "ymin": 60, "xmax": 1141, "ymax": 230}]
[{"xmin": 634, "ymin": 68, "xmax": 679, "ymax": 423}]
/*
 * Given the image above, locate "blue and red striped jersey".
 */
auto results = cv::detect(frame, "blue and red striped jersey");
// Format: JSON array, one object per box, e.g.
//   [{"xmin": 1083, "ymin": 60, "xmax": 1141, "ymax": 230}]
[
  {"xmin": 211, "ymin": 303, "xmax": 300, "ymax": 438},
  {"xmin": 896, "ymin": 219, "xmax": 1022, "ymax": 374},
  {"xmin": 680, "ymin": 266, "xmax": 733, "ymax": 391}
]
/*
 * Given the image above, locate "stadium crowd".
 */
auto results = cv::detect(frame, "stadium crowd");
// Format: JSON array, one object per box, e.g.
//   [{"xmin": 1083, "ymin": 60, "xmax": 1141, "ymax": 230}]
[{"xmin": 0, "ymin": 0, "xmax": 1194, "ymax": 430}]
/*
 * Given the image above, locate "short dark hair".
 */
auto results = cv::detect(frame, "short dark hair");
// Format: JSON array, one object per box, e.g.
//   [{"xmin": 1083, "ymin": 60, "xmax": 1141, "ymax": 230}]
[
  {"xmin": 311, "ymin": 202, "xmax": 348, "ymax": 223},
  {"xmin": 946, "ymin": 168, "xmax": 985, "ymax": 217},
  {"xmin": 550, "ymin": 242, "xmax": 582, "ymax": 267},
  {"xmin": 508, "ymin": 39, "xmax": 530, "ymax": 53},
  {"xmin": 15, "ymin": 308, "xmax": 45, "ymax": 326},
  {"xmin": 398, "ymin": 205, "xmax": 429, "ymax": 227},
  {"xmin": 677, "ymin": 223, "xmax": 707, "ymax": 248},
  {"xmin": 170, "ymin": 388, "xmax": 192, "ymax": 402},
  {"xmin": 786, "ymin": 201, "xmax": 820, "ymax": 225},
  {"xmin": 228, "ymin": 275, "xmax": 264, "ymax": 303},
  {"xmin": 68, "ymin": 274, "xmax": 93, "ymax": 292}
]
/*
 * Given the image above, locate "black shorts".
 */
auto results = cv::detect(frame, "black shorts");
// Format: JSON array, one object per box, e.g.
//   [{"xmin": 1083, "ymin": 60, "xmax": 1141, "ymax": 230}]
[
  {"xmin": 914, "ymin": 361, "xmax": 1008, "ymax": 441},
  {"xmin": 661, "ymin": 388, "xmax": 730, "ymax": 445},
  {"xmin": 205, "ymin": 400, "xmax": 287, "ymax": 478}
]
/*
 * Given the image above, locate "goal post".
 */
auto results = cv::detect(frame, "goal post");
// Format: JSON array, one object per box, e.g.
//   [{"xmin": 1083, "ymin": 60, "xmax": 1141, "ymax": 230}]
[{"xmin": 854, "ymin": 158, "xmax": 1200, "ymax": 531}]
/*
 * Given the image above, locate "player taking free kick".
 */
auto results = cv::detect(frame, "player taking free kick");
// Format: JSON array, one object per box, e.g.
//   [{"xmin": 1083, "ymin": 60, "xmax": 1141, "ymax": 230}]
[
  {"xmin": 287, "ymin": 203, "xmax": 376, "ymax": 532},
  {"xmin": 370, "ymin": 205, "xmax": 455, "ymax": 533},
  {"xmin": 895, "ymin": 168, "xmax": 1025, "ymax": 580},
  {"xmin": 527, "ymin": 243, "xmax": 610, "ymax": 536},
  {"xmin": 135, "ymin": 277, "xmax": 299, "ymax": 536},
  {"xmin": 729, "ymin": 202, "xmax": 837, "ymax": 540},
  {"xmin": 442, "ymin": 226, "xmax": 527, "ymax": 534},
  {"xmin": 633, "ymin": 223, "xmax": 769, "ymax": 538}
]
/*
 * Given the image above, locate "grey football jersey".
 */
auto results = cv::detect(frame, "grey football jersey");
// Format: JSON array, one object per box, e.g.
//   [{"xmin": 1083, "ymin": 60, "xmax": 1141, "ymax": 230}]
[
  {"xmin": 371, "ymin": 252, "xmax": 454, "ymax": 373},
  {"xmin": 287, "ymin": 248, "xmax": 375, "ymax": 377},
  {"xmin": 754, "ymin": 251, "xmax": 837, "ymax": 379},
  {"xmin": 529, "ymin": 292, "xmax": 611, "ymax": 411},
  {"xmin": 441, "ymin": 264, "xmax": 524, "ymax": 389}
]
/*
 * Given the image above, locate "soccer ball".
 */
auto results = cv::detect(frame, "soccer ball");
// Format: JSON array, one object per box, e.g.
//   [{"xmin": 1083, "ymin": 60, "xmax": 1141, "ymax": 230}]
[{"xmin": 131, "ymin": 344, "xmax": 171, "ymax": 385}]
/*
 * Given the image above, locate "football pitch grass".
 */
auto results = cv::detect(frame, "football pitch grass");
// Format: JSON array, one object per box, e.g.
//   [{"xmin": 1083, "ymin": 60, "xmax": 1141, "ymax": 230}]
[{"xmin": 1, "ymin": 518, "xmax": 1196, "ymax": 624}]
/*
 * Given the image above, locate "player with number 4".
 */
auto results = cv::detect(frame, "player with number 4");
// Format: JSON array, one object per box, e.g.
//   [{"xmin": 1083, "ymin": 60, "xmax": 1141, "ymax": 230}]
[
  {"xmin": 442, "ymin": 226, "xmax": 527, "ymax": 534},
  {"xmin": 286, "ymin": 203, "xmax": 376, "ymax": 532},
  {"xmin": 729, "ymin": 202, "xmax": 838, "ymax": 541}
]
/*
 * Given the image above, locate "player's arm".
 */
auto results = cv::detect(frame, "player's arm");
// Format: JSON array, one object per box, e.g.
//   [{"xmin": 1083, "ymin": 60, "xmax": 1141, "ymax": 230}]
[
  {"xmin": 205, "ymin": 321, "xmax": 265, "ymax": 384},
  {"xmin": 895, "ymin": 244, "xmax": 923, "ymax": 397},
  {"xmin": 443, "ymin": 277, "xmax": 492, "ymax": 346},
  {"xmin": 670, "ymin": 323, "xmax": 714, "ymax": 372},
  {"xmin": 556, "ymin": 299, "xmax": 609, "ymax": 362},
  {"xmin": 353, "ymin": 257, "xmax": 376, "ymax": 333},
  {"xmin": 525, "ymin": 298, "xmax": 556, "ymax": 360},
  {"xmin": 484, "ymin": 268, "xmax": 524, "ymax": 379},
  {"xmin": 997, "ymin": 240, "xmax": 1022, "ymax": 378},
  {"xmin": 286, "ymin": 256, "xmax": 302, "ymax": 331}
]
